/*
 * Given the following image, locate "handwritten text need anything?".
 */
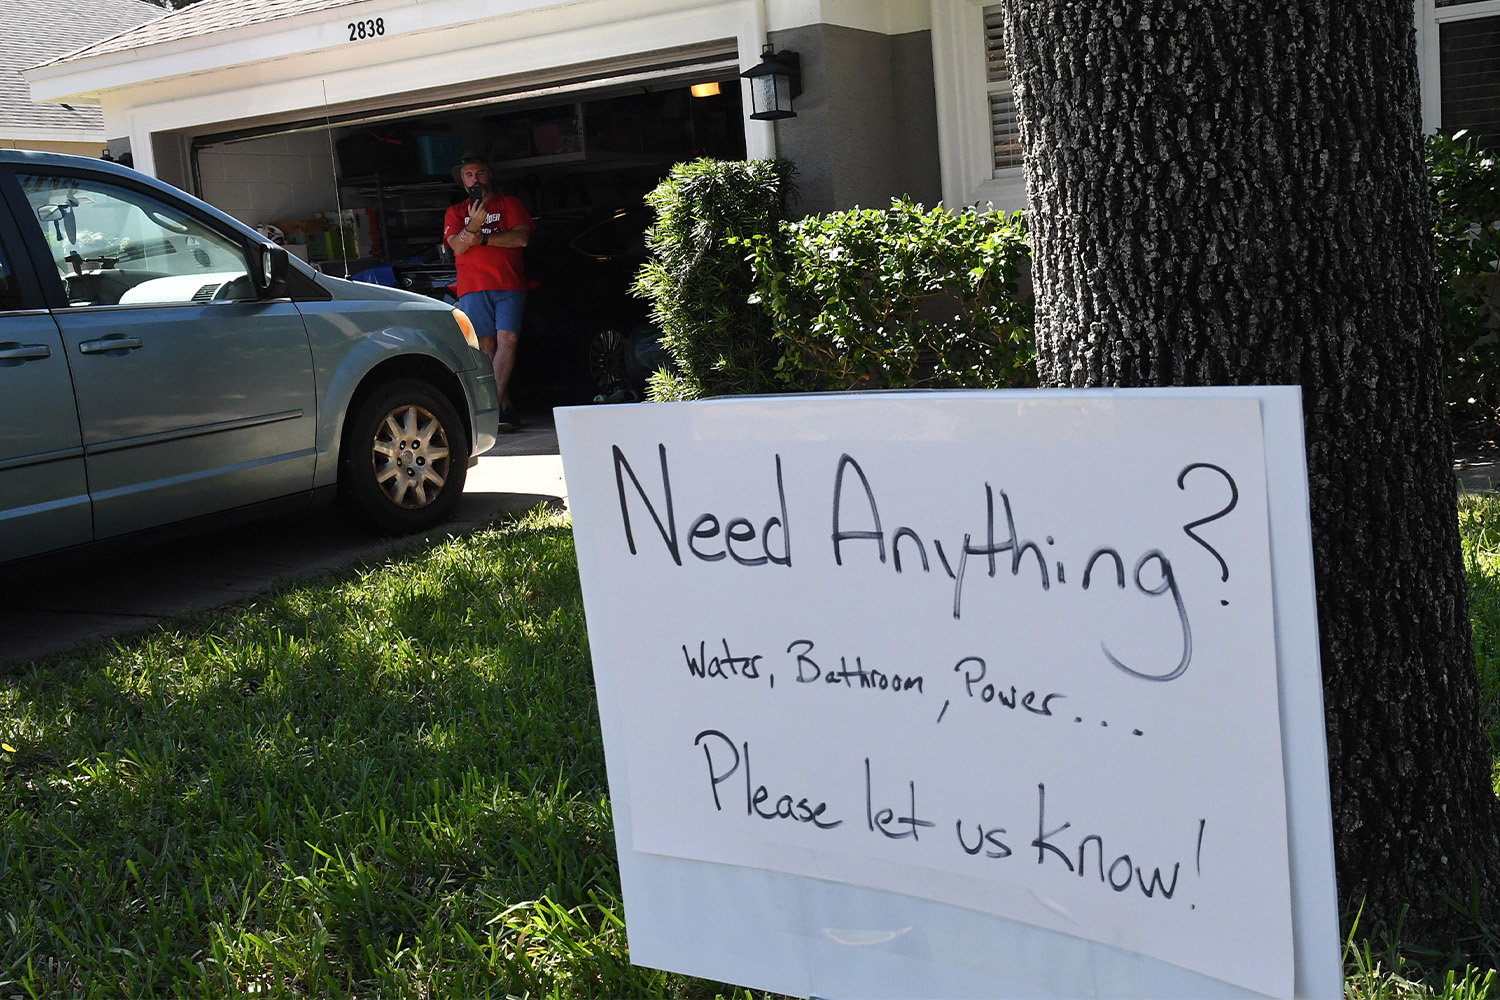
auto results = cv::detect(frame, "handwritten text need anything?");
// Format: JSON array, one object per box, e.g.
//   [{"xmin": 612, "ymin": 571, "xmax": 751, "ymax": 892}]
[{"xmin": 610, "ymin": 444, "xmax": 1240, "ymax": 684}]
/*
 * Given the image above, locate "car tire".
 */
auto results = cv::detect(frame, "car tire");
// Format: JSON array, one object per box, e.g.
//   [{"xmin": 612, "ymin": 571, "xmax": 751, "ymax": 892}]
[{"xmin": 338, "ymin": 379, "xmax": 469, "ymax": 535}]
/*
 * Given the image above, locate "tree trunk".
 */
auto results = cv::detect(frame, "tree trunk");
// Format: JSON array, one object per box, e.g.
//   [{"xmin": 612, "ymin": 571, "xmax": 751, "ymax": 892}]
[{"xmin": 1001, "ymin": 0, "xmax": 1500, "ymax": 942}]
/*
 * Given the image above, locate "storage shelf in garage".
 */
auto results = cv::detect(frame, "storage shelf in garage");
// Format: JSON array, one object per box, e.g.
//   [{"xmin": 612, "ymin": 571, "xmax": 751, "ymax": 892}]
[
  {"xmin": 341, "ymin": 176, "xmax": 453, "ymax": 194},
  {"xmin": 489, "ymin": 150, "xmax": 587, "ymax": 171},
  {"xmin": 338, "ymin": 174, "xmax": 455, "ymax": 263}
]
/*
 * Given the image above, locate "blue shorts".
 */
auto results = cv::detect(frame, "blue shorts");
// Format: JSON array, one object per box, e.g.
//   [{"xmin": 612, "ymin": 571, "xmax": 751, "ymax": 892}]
[{"xmin": 458, "ymin": 288, "xmax": 526, "ymax": 337}]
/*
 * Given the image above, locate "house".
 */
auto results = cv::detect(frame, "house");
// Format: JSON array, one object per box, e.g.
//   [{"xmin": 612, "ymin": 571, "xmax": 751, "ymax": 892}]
[
  {"xmin": 1, "ymin": 0, "xmax": 160, "ymax": 155},
  {"xmin": 18, "ymin": 0, "xmax": 1498, "ymax": 256}
]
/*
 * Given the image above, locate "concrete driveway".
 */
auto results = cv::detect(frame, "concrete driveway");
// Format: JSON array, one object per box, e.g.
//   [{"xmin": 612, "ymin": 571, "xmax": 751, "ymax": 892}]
[
  {"xmin": 0, "ymin": 412, "xmax": 568, "ymax": 667},
  {"xmin": 1456, "ymin": 446, "xmax": 1500, "ymax": 493}
]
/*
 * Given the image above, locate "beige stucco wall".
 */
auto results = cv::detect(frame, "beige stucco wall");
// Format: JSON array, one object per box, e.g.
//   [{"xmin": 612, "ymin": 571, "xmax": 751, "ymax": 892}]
[{"xmin": 0, "ymin": 138, "xmax": 105, "ymax": 155}]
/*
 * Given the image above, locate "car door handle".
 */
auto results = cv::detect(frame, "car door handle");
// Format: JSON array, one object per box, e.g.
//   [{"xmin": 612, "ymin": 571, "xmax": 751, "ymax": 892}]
[
  {"xmin": 0, "ymin": 343, "xmax": 51, "ymax": 362},
  {"xmin": 79, "ymin": 335, "xmax": 145, "ymax": 355}
]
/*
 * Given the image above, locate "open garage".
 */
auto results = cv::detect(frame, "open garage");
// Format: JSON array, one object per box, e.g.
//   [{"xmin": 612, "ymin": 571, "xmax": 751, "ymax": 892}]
[{"xmin": 183, "ymin": 64, "xmax": 747, "ymax": 404}]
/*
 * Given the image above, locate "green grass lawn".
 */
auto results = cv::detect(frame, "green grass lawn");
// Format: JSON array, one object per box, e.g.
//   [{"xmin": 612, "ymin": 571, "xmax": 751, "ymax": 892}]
[
  {"xmin": 1459, "ymin": 493, "xmax": 1500, "ymax": 800},
  {"xmin": 1, "ymin": 501, "xmax": 1498, "ymax": 998},
  {"xmin": 0, "ymin": 509, "xmax": 750, "ymax": 998}
]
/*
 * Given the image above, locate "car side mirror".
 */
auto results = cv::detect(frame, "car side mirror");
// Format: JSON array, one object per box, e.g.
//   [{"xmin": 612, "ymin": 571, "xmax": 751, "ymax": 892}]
[{"xmin": 255, "ymin": 243, "xmax": 290, "ymax": 299}]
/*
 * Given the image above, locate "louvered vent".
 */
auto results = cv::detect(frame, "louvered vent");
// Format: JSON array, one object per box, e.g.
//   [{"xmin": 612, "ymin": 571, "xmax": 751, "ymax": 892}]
[
  {"xmin": 984, "ymin": 5, "xmax": 1023, "ymax": 171},
  {"xmin": 1440, "ymin": 15, "xmax": 1500, "ymax": 150},
  {"xmin": 191, "ymin": 283, "xmax": 220, "ymax": 302}
]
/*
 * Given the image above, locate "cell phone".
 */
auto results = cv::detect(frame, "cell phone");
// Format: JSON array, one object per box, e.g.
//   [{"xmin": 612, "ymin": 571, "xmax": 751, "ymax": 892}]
[{"xmin": 466, "ymin": 184, "xmax": 484, "ymax": 204}]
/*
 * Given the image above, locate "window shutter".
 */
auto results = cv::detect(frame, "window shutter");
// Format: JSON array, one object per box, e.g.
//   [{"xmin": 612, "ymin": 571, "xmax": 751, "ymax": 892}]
[
  {"xmin": 1440, "ymin": 14, "xmax": 1500, "ymax": 150},
  {"xmin": 984, "ymin": 5, "xmax": 1023, "ymax": 172}
]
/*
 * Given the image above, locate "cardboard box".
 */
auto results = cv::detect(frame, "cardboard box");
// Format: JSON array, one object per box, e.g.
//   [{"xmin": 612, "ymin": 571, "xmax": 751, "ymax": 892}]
[
  {"xmin": 273, "ymin": 218, "xmax": 307, "ymax": 246},
  {"xmin": 299, "ymin": 217, "xmax": 327, "ymax": 260},
  {"xmin": 303, "ymin": 232, "xmax": 328, "ymax": 261},
  {"xmin": 319, "ymin": 208, "xmax": 377, "ymax": 260}
]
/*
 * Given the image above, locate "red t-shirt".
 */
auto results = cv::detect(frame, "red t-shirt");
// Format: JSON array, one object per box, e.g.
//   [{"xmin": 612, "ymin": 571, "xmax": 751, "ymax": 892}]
[{"xmin": 443, "ymin": 194, "xmax": 535, "ymax": 297}]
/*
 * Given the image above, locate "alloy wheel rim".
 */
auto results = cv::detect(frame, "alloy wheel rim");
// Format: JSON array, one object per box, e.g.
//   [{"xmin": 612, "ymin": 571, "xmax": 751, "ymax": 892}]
[
  {"xmin": 371, "ymin": 403, "xmax": 450, "ymax": 508},
  {"xmin": 590, "ymin": 328, "xmax": 627, "ymax": 390}
]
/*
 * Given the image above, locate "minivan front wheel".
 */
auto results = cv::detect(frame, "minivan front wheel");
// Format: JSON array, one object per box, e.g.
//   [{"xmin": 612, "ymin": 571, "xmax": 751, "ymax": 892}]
[{"xmin": 339, "ymin": 380, "xmax": 469, "ymax": 534}]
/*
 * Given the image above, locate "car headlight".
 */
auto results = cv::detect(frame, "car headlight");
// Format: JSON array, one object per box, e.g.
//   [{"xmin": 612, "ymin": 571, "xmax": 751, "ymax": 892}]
[{"xmin": 451, "ymin": 307, "xmax": 480, "ymax": 351}]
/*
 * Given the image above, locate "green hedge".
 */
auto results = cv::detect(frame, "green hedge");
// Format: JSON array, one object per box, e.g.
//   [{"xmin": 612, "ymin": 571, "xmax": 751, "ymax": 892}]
[
  {"xmin": 635, "ymin": 146, "xmax": 1496, "ymax": 417},
  {"xmin": 633, "ymin": 160, "xmax": 1035, "ymax": 400},
  {"xmin": 1430, "ymin": 131, "xmax": 1500, "ymax": 435},
  {"xmin": 632, "ymin": 157, "xmax": 795, "ymax": 401},
  {"xmin": 749, "ymin": 199, "xmax": 1034, "ymax": 391}
]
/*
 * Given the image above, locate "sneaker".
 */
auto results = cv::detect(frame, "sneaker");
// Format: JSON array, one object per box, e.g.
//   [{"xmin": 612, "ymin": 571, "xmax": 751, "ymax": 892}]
[{"xmin": 497, "ymin": 407, "xmax": 522, "ymax": 433}]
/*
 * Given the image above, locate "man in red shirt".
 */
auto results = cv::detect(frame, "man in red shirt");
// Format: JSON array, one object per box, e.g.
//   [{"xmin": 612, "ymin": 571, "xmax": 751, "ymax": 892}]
[{"xmin": 444, "ymin": 157, "xmax": 535, "ymax": 432}]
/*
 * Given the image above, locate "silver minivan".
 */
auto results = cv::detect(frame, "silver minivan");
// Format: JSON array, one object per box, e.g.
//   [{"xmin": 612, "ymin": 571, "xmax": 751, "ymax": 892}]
[{"xmin": 0, "ymin": 150, "xmax": 499, "ymax": 564}]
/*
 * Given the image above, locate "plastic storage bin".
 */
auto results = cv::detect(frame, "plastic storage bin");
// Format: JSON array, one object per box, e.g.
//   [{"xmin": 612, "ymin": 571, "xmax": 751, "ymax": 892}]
[{"xmin": 414, "ymin": 134, "xmax": 463, "ymax": 177}]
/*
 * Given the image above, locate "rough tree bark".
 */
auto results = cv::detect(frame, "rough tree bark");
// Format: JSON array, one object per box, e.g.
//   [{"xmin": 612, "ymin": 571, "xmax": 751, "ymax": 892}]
[{"xmin": 1000, "ymin": 0, "xmax": 1500, "ymax": 940}]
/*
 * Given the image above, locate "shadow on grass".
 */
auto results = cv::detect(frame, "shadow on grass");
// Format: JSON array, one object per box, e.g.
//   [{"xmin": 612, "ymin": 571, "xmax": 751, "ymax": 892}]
[{"xmin": 0, "ymin": 518, "xmax": 714, "ymax": 998}]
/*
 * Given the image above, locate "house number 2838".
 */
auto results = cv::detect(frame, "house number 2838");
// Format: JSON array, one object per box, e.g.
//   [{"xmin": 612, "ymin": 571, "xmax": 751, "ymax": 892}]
[{"xmin": 347, "ymin": 18, "xmax": 385, "ymax": 41}]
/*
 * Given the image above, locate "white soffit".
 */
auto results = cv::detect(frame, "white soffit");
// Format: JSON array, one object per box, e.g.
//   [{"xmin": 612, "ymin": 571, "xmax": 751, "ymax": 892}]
[
  {"xmin": 191, "ymin": 49, "xmax": 742, "ymax": 147},
  {"xmin": 767, "ymin": 0, "xmax": 929, "ymax": 35},
  {"xmin": 2, "ymin": 124, "xmax": 108, "ymax": 142},
  {"xmin": 147, "ymin": 34, "xmax": 741, "ymax": 147},
  {"xmin": 26, "ymin": 0, "xmax": 743, "ymax": 105}
]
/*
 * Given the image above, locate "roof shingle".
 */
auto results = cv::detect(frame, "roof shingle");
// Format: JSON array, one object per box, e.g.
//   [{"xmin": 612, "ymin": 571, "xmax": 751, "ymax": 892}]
[
  {"xmin": 35, "ymin": 0, "xmax": 371, "ymax": 67},
  {"xmin": 2, "ymin": 0, "xmax": 159, "ymax": 136}
]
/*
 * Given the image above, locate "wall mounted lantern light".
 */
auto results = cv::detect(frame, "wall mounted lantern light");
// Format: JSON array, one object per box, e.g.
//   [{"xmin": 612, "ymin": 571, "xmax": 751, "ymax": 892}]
[{"xmin": 741, "ymin": 43, "xmax": 802, "ymax": 120}]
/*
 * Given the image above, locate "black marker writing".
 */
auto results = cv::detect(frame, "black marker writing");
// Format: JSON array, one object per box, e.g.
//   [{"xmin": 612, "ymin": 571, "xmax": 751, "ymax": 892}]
[
  {"xmin": 693, "ymin": 729, "xmax": 841, "ymax": 828},
  {"xmin": 789, "ymin": 640, "xmax": 925, "ymax": 694},
  {"xmin": 956, "ymin": 818, "xmax": 1013, "ymax": 859},
  {"xmin": 954, "ymin": 656, "xmax": 1064, "ymax": 715},
  {"xmin": 1100, "ymin": 551, "xmax": 1193, "ymax": 682},
  {"xmin": 865, "ymin": 758, "xmax": 935, "ymax": 841},
  {"xmin": 1033, "ymin": 783, "xmax": 1186, "ymax": 898},
  {"xmin": 683, "ymin": 639, "xmax": 764, "ymax": 681},
  {"xmin": 831, "ymin": 454, "xmax": 886, "ymax": 566},
  {"xmin": 614, "ymin": 445, "xmax": 791, "ymax": 567},
  {"xmin": 1178, "ymin": 463, "xmax": 1238, "ymax": 582}
]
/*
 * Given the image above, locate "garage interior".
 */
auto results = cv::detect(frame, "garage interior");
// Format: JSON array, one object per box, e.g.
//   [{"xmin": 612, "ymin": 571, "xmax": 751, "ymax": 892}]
[
  {"xmin": 181, "ymin": 63, "xmax": 747, "ymax": 405},
  {"xmin": 190, "ymin": 70, "xmax": 745, "ymax": 264}
]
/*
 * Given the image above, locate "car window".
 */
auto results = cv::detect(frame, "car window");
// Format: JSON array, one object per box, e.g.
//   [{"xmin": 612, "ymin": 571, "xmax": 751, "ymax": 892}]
[
  {"xmin": 17, "ymin": 172, "xmax": 255, "ymax": 307},
  {"xmin": 572, "ymin": 210, "xmax": 646, "ymax": 260}
]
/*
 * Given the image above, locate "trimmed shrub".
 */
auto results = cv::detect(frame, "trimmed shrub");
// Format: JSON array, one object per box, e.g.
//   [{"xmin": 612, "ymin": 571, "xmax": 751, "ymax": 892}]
[
  {"xmin": 634, "ymin": 141, "xmax": 1500, "ymax": 425},
  {"xmin": 633, "ymin": 158, "xmax": 796, "ymax": 400},
  {"xmin": 1429, "ymin": 131, "xmax": 1500, "ymax": 436},
  {"xmin": 748, "ymin": 199, "xmax": 1035, "ymax": 391}
]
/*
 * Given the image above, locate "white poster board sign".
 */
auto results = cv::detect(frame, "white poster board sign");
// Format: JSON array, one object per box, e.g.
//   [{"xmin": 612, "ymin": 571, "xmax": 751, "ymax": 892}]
[{"xmin": 558, "ymin": 389, "xmax": 1339, "ymax": 999}]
